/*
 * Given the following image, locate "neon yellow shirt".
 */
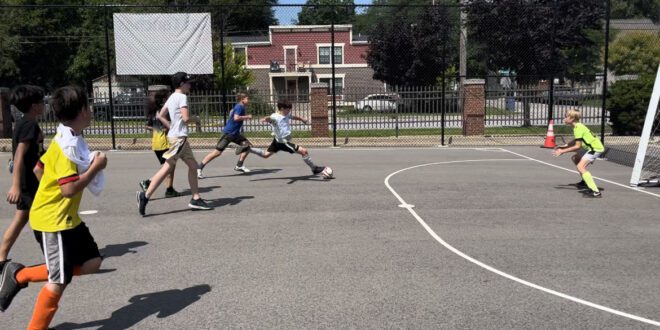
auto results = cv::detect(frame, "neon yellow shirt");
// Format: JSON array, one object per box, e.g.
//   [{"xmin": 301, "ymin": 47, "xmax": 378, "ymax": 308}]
[
  {"xmin": 573, "ymin": 123, "xmax": 605, "ymax": 152},
  {"xmin": 30, "ymin": 140, "xmax": 82, "ymax": 232}
]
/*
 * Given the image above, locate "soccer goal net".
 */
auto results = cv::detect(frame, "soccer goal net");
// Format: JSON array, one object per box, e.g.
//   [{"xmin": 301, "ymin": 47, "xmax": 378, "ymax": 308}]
[{"xmin": 630, "ymin": 65, "xmax": 660, "ymax": 187}]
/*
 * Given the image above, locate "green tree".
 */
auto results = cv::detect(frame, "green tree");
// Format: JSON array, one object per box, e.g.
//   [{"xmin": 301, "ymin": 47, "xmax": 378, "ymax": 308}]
[
  {"xmin": 607, "ymin": 75, "xmax": 655, "ymax": 135},
  {"xmin": 354, "ymin": 0, "xmax": 439, "ymax": 34},
  {"xmin": 366, "ymin": 5, "xmax": 457, "ymax": 86},
  {"xmin": 0, "ymin": 1, "xmax": 81, "ymax": 90},
  {"xmin": 465, "ymin": 0, "xmax": 605, "ymax": 84},
  {"xmin": 609, "ymin": 32, "xmax": 660, "ymax": 76},
  {"xmin": 611, "ymin": 0, "xmax": 660, "ymax": 22},
  {"xmin": 0, "ymin": 21, "xmax": 20, "ymax": 79},
  {"xmin": 214, "ymin": 43, "xmax": 254, "ymax": 91},
  {"xmin": 297, "ymin": 0, "xmax": 356, "ymax": 25}
]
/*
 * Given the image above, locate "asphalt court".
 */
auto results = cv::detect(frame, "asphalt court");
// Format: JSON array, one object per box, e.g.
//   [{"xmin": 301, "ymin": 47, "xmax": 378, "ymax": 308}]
[{"xmin": 0, "ymin": 146, "xmax": 658, "ymax": 329}]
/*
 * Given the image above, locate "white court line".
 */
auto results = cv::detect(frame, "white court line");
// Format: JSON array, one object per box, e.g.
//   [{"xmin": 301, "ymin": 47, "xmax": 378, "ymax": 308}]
[
  {"xmin": 502, "ymin": 148, "xmax": 660, "ymax": 199},
  {"xmin": 384, "ymin": 159, "xmax": 660, "ymax": 327}
]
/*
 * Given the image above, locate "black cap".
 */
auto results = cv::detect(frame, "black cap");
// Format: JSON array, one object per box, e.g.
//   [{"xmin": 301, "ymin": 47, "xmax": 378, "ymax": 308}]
[{"xmin": 172, "ymin": 72, "xmax": 195, "ymax": 88}]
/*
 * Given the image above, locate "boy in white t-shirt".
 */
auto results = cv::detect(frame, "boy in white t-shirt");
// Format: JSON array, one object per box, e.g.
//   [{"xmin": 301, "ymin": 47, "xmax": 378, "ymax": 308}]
[
  {"xmin": 248, "ymin": 100, "xmax": 326, "ymax": 175},
  {"xmin": 136, "ymin": 72, "xmax": 212, "ymax": 216}
]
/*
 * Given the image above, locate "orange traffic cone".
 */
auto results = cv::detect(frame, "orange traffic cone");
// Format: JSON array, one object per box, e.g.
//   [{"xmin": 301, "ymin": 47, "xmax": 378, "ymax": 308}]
[{"xmin": 541, "ymin": 119, "xmax": 556, "ymax": 148}]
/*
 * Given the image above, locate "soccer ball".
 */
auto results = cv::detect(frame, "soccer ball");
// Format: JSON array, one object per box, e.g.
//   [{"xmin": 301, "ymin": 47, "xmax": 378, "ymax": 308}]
[{"xmin": 321, "ymin": 166, "xmax": 333, "ymax": 179}]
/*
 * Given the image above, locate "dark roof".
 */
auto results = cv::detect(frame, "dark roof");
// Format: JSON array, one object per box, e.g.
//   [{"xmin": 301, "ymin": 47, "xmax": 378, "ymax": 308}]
[
  {"xmin": 228, "ymin": 25, "xmax": 370, "ymax": 45},
  {"xmin": 227, "ymin": 35, "xmax": 270, "ymax": 44}
]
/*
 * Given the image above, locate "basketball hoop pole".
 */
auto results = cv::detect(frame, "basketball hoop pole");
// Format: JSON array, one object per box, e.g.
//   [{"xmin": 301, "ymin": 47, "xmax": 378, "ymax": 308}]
[{"xmin": 104, "ymin": 4, "xmax": 116, "ymax": 150}]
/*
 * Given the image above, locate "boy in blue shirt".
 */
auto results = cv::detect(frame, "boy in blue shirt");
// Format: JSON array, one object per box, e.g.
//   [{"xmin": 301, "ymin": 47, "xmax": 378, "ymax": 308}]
[{"xmin": 197, "ymin": 93, "xmax": 254, "ymax": 178}]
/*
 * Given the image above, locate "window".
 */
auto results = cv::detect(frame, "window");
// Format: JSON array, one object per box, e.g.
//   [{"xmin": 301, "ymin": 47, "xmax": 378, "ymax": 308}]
[
  {"xmin": 319, "ymin": 77, "xmax": 344, "ymax": 95},
  {"xmin": 318, "ymin": 46, "xmax": 343, "ymax": 65},
  {"xmin": 234, "ymin": 47, "xmax": 247, "ymax": 65}
]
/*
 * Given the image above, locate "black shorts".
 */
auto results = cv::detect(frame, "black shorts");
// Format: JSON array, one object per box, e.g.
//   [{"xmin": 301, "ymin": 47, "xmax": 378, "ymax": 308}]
[
  {"xmin": 267, "ymin": 138, "xmax": 299, "ymax": 154},
  {"xmin": 33, "ymin": 222, "xmax": 101, "ymax": 284},
  {"xmin": 215, "ymin": 133, "xmax": 249, "ymax": 151},
  {"xmin": 16, "ymin": 190, "xmax": 36, "ymax": 211},
  {"xmin": 154, "ymin": 149, "xmax": 167, "ymax": 165}
]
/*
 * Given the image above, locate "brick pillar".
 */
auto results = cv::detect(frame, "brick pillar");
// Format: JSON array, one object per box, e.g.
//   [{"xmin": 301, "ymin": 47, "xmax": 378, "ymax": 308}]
[
  {"xmin": 462, "ymin": 79, "xmax": 485, "ymax": 136},
  {"xmin": 0, "ymin": 88, "xmax": 11, "ymax": 138},
  {"xmin": 310, "ymin": 82, "xmax": 329, "ymax": 138}
]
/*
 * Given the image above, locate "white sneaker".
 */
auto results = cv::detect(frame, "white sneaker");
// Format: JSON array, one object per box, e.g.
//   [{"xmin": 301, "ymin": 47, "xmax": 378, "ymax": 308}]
[
  {"xmin": 234, "ymin": 165, "xmax": 251, "ymax": 173},
  {"xmin": 197, "ymin": 168, "xmax": 204, "ymax": 179}
]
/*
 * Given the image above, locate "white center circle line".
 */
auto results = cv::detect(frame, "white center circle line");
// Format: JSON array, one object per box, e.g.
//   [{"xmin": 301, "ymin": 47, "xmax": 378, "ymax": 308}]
[{"xmin": 384, "ymin": 158, "xmax": 660, "ymax": 327}]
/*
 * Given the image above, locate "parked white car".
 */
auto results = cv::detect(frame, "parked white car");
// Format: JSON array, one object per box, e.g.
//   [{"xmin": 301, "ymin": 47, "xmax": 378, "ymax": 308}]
[{"xmin": 355, "ymin": 94, "xmax": 400, "ymax": 112}]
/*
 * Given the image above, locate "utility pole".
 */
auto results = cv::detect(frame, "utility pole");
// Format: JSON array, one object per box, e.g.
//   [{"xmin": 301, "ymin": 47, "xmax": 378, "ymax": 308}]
[{"xmin": 459, "ymin": 0, "xmax": 466, "ymax": 84}]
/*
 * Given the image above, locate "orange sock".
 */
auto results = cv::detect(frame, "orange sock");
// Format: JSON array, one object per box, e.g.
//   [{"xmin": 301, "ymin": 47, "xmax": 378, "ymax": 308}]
[
  {"xmin": 27, "ymin": 286, "xmax": 61, "ymax": 330},
  {"xmin": 16, "ymin": 264, "xmax": 49, "ymax": 285}
]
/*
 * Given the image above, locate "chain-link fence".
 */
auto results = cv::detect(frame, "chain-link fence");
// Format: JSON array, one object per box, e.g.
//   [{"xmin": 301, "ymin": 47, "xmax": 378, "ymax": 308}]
[{"xmin": 0, "ymin": 2, "xmax": 658, "ymax": 157}]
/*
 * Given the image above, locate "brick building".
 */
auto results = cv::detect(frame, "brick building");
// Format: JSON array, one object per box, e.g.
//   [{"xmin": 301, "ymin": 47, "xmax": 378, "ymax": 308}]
[{"xmin": 230, "ymin": 25, "xmax": 384, "ymax": 102}]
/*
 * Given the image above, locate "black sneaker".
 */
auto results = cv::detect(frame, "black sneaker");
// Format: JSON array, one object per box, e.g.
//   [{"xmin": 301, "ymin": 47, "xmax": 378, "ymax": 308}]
[
  {"xmin": 0, "ymin": 261, "xmax": 25, "ymax": 312},
  {"xmin": 188, "ymin": 198, "xmax": 213, "ymax": 210},
  {"xmin": 165, "ymin": 189, "xmax": 181, "ymax": 198},
  {"xmin": 136, "ymin": 191, "xmax": 149, "ymax": 216},
  {"xmin": 312, "ymin": 166, "xmax": 324, "ymax": 175},
  {"xmin": 139, "ymin": 179, "xmax": 151, "ymax": 192},
  {"xmin": 583, "ymin": 190, "xmax": 602, "ymax": 198}
]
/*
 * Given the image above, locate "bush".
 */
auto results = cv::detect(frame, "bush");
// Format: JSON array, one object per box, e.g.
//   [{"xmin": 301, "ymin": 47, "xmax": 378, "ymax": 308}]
[
  {"xmin": 247, "ymin": 93, "xmax": 276, "ymax": 117},
  {"xmin": 607, "ymin": 75, "xmax": 655, "ymax": 135}
]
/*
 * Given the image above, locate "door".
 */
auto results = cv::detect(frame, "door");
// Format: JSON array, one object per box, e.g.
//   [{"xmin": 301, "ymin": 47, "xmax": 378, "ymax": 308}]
[
  {"xmin": 285, "ymin": 48, "xmax": 296, "ymax": 72},
  {"xmin": 286, "ymin": 78, "xmax": 297, "ymax": 102}
]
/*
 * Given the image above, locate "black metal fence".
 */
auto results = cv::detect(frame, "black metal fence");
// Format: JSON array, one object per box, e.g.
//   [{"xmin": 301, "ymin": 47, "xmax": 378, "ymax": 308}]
[{"xmin": 1, "ymin": 2, "xmax": 658, "ymax": 156}]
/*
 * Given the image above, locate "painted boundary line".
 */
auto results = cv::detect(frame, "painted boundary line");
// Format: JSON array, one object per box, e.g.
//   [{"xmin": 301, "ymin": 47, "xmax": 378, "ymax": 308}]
[
  {"xmin": 501, "ymin": 148, "xmax": 660, "ymax": 199},
  {"xmin": 384, "ymin": 158, "xmax": 660, "ymax": 327}
]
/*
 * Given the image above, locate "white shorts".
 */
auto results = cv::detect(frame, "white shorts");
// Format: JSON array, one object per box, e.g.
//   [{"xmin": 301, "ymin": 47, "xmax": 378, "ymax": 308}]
[{"xmin": 578, "ymin": 149, "xmax": 602, "ymax": 163}]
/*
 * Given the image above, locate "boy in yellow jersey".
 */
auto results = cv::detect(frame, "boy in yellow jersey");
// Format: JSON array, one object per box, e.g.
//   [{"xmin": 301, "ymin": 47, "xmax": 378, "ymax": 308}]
[
  {"xmin": 139, "ymin": 89, "xmax": 180, "ymax": 197},
  {"xmin": 0, "ymin": 86, "xmax": 107, "ymax": 329},
  {"xmin": 553, "ymin": 109, "xmax": 605, "ymax": 198}
]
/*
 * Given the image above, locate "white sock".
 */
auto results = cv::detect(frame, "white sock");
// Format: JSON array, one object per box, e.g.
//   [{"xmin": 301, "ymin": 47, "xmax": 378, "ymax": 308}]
[
  {"xmin": 249, "ymin": 147, "xmax": 267, "ymax": 158},
  {"xmin": 303, "ymin": 155, "xmax": 316, "ymax": 169}
]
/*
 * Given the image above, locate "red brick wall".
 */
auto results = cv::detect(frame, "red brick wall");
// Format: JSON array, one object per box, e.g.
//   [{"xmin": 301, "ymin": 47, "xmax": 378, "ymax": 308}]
[
  {"xmin": 245, "ymin": 30, "xmax": 368, "ymax": 66},
  {"xmin": 310, "ymin": 84, "xmax": 329, "ymax": 137},
  {"xmin": 462, "ymin": 80, "xmax": 485, "ymax": 136}
]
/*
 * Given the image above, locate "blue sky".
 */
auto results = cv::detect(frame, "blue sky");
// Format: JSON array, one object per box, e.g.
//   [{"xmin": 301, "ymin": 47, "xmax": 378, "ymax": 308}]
[{"xmin": 275, "ymin": 0, "xmax": 374, "ymax": 25}]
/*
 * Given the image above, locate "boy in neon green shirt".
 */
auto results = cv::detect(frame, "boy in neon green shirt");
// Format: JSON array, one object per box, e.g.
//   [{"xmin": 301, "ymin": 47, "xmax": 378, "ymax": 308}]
[{"xmin": 553, "ymin": 110, "xmax": 605, "ymax": 198}]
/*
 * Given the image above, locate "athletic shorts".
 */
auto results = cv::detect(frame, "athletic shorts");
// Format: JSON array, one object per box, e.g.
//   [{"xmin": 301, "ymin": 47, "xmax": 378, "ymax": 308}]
[
  {"xmin": 578, "ymin": 149, "xmax": 602, "ymax": 163},
  {"xmin": 16, "ymin": 190, "xmax": 36, "ymax": 211},
  {"xmin": 33, "ymin": 222, "xmax": 101, "ymax": 285},
  {"xmin": 154, "ymin": 149, "xmax": 167, "ymax": 165},
  {"xmin": 215, "ymin": 133, "xmax": 249, "ymax": 152},
  {"xmin": 163, "ymin": 137, "xmax": 195, "ymax": 162},
  {"xmin": 267, "ymin": 138, "xmax": 299, "ymax": 154}
]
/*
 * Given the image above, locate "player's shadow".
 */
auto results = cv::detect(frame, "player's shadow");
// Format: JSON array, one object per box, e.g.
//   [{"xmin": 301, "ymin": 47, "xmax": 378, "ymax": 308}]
[
  {"xmin": 203, "ymin": 168, "xmax": 282, "ymax": 179},
  {"xmin": 554, "ymin": 185, "xmax": 605, "ymax": 191},
  {"xmin": 143, "ymin": 196, "xmax": 254, "ymax": 217},
  {"xmin": 250, "ymin": 174, "xmax": 325, "ymax": 185},
  {"xmin": 91, "ymin": 241, "xmax": 148, "ymax": 274},
  {"xmin": 150, "ymin": 185, "xmax": 223, "ymax": 200},
  {"xmin": 208, "ymin": 195, "xmax": 254, "ymax": 207},
  {"xmin": 99, "ymin": 241, "xmax": 148, "ymax": 259},
  {"xmin": 55, "ymin": 284, "xmax": 211, "ymax": 330}
]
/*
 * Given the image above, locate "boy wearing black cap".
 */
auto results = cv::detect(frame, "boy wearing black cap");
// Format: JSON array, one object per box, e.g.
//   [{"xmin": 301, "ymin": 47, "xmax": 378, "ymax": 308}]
[{"xmin": 136, "ymin": 72, "xmax": 213, "ymax": 216}]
